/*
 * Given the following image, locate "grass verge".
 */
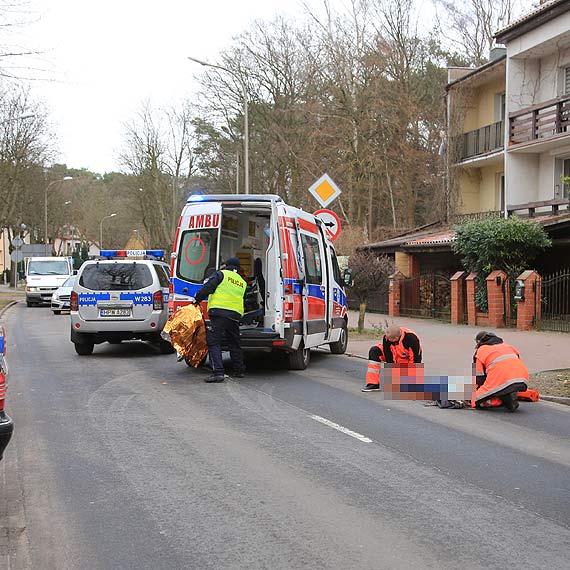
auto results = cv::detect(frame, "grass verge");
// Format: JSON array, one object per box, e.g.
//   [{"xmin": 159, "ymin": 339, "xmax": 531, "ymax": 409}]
[{"xmin": 530, "ymin": 370, "xmax": 570, "ymax": 398}]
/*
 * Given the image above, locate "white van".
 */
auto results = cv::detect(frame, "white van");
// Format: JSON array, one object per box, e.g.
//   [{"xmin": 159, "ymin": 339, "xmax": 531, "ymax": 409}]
[
  {"xmin": 25, "ymin": 256, "xmax": 74, "ymax": 306},
  {"xmin": 170, "ymin": 194, "xmax": 348, "ymax": 369}
]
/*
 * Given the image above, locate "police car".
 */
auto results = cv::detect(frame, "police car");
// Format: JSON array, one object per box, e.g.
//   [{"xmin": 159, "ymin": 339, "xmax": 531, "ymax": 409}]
[{"xmin": 70, "ymin": 250, "xmax": 174, "ymax": 355}]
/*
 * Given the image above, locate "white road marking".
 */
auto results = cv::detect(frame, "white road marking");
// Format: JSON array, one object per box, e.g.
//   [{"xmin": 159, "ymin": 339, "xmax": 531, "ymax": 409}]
[{"xmin": 309, "ymin": 414, "xmax": 373, "ymax": 443}]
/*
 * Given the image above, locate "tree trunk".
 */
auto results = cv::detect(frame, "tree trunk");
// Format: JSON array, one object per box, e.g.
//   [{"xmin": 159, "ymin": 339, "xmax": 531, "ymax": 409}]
[{"xmin": 358, "ymin": 301, "xmax": 367, "ymax": 333}]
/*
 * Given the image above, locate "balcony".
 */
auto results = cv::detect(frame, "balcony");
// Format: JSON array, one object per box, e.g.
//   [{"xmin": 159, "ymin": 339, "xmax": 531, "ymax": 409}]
[
  {"xmin": 456, "ymin": 121, "xmax": 504, "ymax": 162},
  {"xmin": 509, "ymin": 95, "xmax": 570, "ymax": 148}
]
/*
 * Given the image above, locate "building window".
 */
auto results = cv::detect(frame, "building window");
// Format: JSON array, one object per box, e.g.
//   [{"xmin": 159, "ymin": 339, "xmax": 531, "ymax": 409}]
[
  {"xmin": 499, "ymin": 174, "xmax": 505, "ymax": 212},
  {"xmin": 564, "ymin": 158, "xmax": 570, "ymax": 198},
  {"xmin": 565, "ymin": 67, "xmax": 570, "ymax": 96},
  {"xmin": 494, "ymin": 92, "xmax": 506, "ymax": 122}
]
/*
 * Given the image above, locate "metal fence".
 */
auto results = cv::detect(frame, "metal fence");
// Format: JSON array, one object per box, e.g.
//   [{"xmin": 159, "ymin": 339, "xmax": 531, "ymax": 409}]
[{"xmin": 540, "ymin": 270, "xmax": 570, "ymax": 332}]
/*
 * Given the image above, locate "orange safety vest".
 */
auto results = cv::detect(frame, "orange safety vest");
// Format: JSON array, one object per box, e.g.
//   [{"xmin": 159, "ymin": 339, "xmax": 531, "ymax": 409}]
[
  {"xmin": 473, "ymin": 342, "xmax": 528, "ymax": 407},
  {"xmin": 387, "ymin": 327, "xmax": 422, "ymax": 364}
]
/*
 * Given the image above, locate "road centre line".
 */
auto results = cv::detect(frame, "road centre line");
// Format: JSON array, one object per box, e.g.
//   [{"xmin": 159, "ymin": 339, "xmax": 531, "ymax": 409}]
[{"xmin": 309, "ymin": 414, "xmax": 373, "ymax": 443}]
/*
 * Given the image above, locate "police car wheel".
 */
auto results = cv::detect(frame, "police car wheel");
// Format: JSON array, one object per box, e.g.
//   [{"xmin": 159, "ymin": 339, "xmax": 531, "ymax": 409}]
[
  {"xmin": 53, "ymin": 310, "xmax": 61, "ymax": 315},
  {"xmin": 329, "ymin": 323, "xmax": 348, "ymax": 354},
  {"xmin": 74, "ymin": 342, "xmax": 94, "ymax": 356},
  {"xmin": 289, "ymin": 344, "xmax": 310, "ymax": 370}
]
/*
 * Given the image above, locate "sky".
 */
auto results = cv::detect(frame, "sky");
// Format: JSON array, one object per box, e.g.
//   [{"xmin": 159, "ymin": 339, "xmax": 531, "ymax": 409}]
[{"xmin": 19, "ymin": 0, "xmax": 332, "ymax": 174}]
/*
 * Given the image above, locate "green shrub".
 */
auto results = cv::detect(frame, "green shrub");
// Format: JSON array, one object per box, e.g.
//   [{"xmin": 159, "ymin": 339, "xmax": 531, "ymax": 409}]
[{"xmin": 453, "ymin": 216, "xmax": 551, "ymax": 309}]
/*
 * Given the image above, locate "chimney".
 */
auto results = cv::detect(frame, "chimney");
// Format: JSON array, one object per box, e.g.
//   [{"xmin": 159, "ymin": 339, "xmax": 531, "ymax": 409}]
[{"xmin": 490, "ymin": 46, "xmax": 507, "ymax": 61}]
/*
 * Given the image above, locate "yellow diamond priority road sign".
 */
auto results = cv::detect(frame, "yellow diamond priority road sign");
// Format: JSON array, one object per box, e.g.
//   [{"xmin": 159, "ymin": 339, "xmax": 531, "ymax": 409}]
[{"xmin": 308, "ymin": 173, "xmax": 342, "ymax": 208}]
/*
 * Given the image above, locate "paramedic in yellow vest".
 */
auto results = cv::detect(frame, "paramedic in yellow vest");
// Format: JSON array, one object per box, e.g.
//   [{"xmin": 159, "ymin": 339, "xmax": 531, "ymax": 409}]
[{"xmin": 194, "ymin": 257, "xmax": 247, "ymax": 383}]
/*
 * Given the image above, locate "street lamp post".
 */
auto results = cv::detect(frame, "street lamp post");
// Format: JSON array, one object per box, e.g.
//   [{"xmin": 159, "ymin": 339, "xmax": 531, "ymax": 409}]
[
  {"xmin": 188, "ymin": 55, "xmax": 249, "ymax": 194},
  {"xmin": 99, "ymin": 213, "xmax": 117, "ymax": 250},
  {"xmin": 45, "ymin": 176, "xmax": 73, "ymax": 255}
]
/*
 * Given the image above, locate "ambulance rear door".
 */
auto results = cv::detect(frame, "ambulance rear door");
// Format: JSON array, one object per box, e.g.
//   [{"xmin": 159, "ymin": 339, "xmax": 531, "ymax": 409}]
[
  {"xmin": 172, "ymin": 201, "xmax": 222, "ymax": 303},
  {"xmin": 295, "ymin": 210, "xmax": 329, "ymax": 348}
]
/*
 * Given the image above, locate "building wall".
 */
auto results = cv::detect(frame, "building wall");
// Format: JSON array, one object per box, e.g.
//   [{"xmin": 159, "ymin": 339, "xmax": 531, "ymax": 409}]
[
  {"xmin": 505, "ymin": 153, "xmax": 539, "ymax": 204},
  {"xmin": 457, "ymin": 162, "xmax": 503, "ymax": 214},
  {"xmin": 480, "ymin": 163, "xmax": 504, "ymax": 211},
  {"xmin": 462, "ymin": 78, "xmax": 505, "ymax": 132}
]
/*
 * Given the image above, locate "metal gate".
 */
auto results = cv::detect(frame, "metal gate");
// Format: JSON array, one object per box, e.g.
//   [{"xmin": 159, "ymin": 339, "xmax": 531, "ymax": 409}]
[
  {"xmin": 400, "ymin": 273, "xmax": 451, "ymax": 321},
  {"xmin": 540, "ymin": 270, "xmax": 570, "ymax": 332},
  {"xmin": 502, "ymin": 277, "xmax": 518, "ymax": 328}
]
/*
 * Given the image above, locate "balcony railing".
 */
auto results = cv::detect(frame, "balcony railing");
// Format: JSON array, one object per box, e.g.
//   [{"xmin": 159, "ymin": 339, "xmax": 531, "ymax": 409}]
[
  {"xmin": 456, "ymin": 121, "xmax": 504, "ymax": 161},
  {"xmin": 509, "ymin": 95, "xmax": 570, "ymax": 144}
]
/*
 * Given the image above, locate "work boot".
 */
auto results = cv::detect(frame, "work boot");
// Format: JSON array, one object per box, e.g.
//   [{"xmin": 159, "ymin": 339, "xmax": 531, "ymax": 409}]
[
  {"xmin": 502, "ymin": 391, "xmax": 519, "ymax": 412},
  {"xmin": 204, "ymin": 374, "xmax": 226, "ymax": 383},
  {"xmin": 233, "ymin": 370, "xmax": 246, "ymax": 378},
  {"xmin": 361, "ymin": 384, "xmax": 380, "ymax": 392}
]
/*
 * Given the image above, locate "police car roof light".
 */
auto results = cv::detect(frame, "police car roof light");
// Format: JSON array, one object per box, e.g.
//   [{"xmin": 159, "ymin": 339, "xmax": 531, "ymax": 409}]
[{"xmin": 99, "ymin": 250, "xmax": 165, "ymax": 260}]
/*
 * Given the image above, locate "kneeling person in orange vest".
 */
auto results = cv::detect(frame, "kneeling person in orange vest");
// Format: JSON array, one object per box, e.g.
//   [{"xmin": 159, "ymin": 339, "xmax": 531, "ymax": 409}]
[
  {"xmin": 472, "ymin": 331, "xmax": 528, "ymax": 412},
  {"xmin": 361, "ymin": 325, "xmax": 422, "ymax": 392}
]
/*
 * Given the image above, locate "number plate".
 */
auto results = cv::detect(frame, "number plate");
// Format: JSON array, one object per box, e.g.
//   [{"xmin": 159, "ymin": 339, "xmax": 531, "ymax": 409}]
[{"xmin": 100, "ymin": 308, "xmax": 131, "ymax": 317}]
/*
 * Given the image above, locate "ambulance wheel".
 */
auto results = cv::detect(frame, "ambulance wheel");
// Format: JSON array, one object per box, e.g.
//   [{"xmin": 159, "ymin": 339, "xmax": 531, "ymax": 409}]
[
  {"xmin": 288, "ymin": 344, "xmax": 310, "ymax": 370},
  {"xmin": 74, "ymin": 341, "xmax": 94, "ymax": 355},
  {"xmin": 329, "ymin": 323, "xmax": 348, "ymax": 354}
]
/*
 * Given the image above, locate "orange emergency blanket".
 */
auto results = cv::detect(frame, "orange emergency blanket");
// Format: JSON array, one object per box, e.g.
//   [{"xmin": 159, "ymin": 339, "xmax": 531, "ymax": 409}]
[{"xmin": 163, "ymin": 304, "xmax": 208, "ymax": 368}]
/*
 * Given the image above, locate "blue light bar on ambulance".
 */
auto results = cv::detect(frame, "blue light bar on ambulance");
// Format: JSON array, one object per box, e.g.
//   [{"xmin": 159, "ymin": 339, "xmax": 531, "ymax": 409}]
[
  {"xmin": 100, "ymin": 250, "xmax": 165, "ymax": 259},
  {"xmin": 187, "ymin": 194, "xmax": 205, "ymax": 202}
]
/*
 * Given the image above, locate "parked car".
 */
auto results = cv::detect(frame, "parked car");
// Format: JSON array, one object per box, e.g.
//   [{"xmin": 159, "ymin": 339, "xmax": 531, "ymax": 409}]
[
  {"xmin": 51, "ymin": 275, "xmax": 76, "ymax": 314},
  {"xmin": 0, "ymin": 325, "xmax": 14, "ymax": 461},
  {"xmin": 70, "ymin": 250, "xmax": 174, "ymax": 355}
]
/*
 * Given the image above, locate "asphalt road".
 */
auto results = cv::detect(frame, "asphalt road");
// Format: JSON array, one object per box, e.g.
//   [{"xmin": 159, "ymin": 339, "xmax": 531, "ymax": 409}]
[{"xmin": 1, "ymin": 303, "xmax": 570, "ymax": 570}]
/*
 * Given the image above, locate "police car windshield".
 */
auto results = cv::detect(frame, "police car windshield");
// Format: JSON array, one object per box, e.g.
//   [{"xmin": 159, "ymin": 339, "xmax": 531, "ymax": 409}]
[
  {"xmin": 28, "ymin": 260, "xmax": 70, "ymax": 275},
  {"xmin": 80, "ymin": 264, "xmax": 153, "ymax": 291},
  {"xmin": 177, "ymin": 229, "xmax": 218, "ymax": 283}
]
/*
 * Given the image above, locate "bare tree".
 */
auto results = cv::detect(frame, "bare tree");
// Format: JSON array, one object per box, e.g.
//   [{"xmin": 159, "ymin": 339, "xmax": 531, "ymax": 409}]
[
  {"xmin": 120, "ymin": 102, "xmax": 198, "ymax": 251},
  {"xmin": 434, "ymin": 0, "xmax": 526, "ymax": 65},
  {"xmin": 348, "ymin": 250, "xmax": 394, "ymax": 332}
]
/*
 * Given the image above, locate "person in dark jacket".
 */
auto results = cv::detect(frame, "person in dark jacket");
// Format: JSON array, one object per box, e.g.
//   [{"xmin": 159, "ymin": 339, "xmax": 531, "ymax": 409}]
[{"xmin": 194, "ymin": 257, "xmax": 247, "ymax": 383}]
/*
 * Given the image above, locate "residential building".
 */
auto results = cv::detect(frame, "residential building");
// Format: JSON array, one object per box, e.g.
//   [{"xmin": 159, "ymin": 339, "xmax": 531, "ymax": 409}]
[
  {"xmin": 363, "ymin": 0, "xmax": 570, "ymax": 276},
  {"xmin": 495, "ymin": 0, "xmax": 570, "ymax": 209}
]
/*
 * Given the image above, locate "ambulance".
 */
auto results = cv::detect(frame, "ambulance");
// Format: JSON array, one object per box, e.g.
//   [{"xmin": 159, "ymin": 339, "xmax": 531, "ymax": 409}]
[{"xmin": 169, "ymin": 194, "xmax": 349, "ymax": 369}]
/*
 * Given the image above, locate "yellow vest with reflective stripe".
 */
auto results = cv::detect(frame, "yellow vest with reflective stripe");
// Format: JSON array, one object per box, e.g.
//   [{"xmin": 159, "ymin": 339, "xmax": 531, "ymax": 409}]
[{"xmin": 207, "ymin": 270, "xmax": 246, "ymax": 315}]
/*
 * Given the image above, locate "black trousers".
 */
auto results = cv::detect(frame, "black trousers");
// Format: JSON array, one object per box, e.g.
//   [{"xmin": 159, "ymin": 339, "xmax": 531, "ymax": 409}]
[{"xmin": 207, "ymin": 314, "xmax": 245, "ymax": 376}]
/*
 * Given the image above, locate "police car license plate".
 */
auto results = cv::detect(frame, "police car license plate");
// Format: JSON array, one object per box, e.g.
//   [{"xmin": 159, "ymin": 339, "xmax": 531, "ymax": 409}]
[{"xmin": 100, "ymin": 308, "xmax": 131, "ymax": 317}]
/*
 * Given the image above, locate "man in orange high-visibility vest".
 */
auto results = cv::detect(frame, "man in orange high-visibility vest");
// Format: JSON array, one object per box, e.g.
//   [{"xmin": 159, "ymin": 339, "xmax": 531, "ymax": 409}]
[
  {"xmin": 472, "ymin": 331, "xmax": 528, "ymax": 412},
  {"xmin": 361, "ymin": 324, "xmax": 422, "ymax": 392}
]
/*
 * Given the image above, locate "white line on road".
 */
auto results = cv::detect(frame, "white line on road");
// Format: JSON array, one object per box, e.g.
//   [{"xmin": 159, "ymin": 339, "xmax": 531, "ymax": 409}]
[{"xmin": 309, "ymin": 414, "xmax": 373, "ymax": 443}]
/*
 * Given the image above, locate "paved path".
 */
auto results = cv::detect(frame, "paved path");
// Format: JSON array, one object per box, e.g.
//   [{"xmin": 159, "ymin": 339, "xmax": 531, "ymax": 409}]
[{"xmin": 346, "ymin": 311, "xmax": 570, "ymax": 374}]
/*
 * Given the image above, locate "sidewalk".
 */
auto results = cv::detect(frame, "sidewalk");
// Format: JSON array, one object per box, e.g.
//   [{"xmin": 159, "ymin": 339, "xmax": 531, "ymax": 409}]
[{"xmin": 346, "ymin": 311, "xmax": 570, "ymax": 374}]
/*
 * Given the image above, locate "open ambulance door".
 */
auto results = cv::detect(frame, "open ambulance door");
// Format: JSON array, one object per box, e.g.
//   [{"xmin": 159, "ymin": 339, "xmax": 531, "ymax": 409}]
[
  {"xmin": 172, "ymin": 200, "xmax": 223, "ymax": 303},
  {"xmin": 295, "ymin": 211, "xmax": 329, "ymax": 349},
  {"xmin": 266, "ymin": 199, "xmax": 285, "ymax": 337}
]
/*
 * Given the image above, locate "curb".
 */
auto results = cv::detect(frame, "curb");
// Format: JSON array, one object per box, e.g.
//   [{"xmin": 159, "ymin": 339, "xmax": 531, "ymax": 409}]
[
  {"xmin": 539, "ymin": 394, "xmax": 570, "ymax": 407},
  {"xmin": 346, "ymin": 352, "xmax": 367, "ymax": 361},
  {"xmin": 0, "ymin": 300, "xmax": 18, "ymax": 319}
]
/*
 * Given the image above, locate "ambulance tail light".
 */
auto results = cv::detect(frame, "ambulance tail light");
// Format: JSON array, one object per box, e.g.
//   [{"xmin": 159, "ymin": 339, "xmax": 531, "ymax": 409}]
[
  {"xmin": 153, "ymin": 291, "xmax": 164, "ymax": 311},
  {"xmin": 284, "ymin": 294, "xmax": 294, "ymax": 322},
  {"xmin": 70, "ymin": 291, "xmax": 79, "ymax": 311},
  {"xmin": 0, "ymin": 375, "xmax": 5, "ymax": 412}
]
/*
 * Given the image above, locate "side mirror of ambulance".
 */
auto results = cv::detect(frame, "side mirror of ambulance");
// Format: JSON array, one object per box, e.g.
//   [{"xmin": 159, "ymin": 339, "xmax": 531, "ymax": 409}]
[{"xmin": 343, "ymin": 269, "xmax": 353, "ymax": 287}]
